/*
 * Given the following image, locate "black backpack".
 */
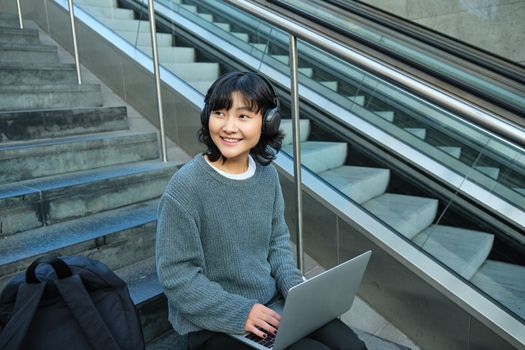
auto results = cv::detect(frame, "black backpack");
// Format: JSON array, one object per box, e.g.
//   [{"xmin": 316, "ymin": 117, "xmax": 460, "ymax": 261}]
[{"xmin": 0, "ymin": 255, "xmax": 145, "ymax": 350}]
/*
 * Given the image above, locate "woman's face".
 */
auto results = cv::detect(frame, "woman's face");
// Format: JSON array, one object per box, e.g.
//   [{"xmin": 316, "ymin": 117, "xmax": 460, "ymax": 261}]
[{"xmin": 208, "ymin": 91, "xmax": 263, "ymax": 165}]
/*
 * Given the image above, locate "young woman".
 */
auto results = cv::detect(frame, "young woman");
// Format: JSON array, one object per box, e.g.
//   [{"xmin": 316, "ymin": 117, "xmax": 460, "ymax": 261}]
[{"xmin": 156, "ymin": 71, "xmax": 366, "ymax": 350}]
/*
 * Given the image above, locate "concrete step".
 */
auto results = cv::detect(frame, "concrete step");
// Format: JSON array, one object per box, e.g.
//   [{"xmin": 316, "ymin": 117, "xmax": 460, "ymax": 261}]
[
  {"xmin": 116, "ymin": 257, "xmax": 172, "ymax": 343},
  {"xmin": 272, "ymin": 55, "xmax": 289, "ymax": 64},
  {"xmin": 319, "ymin": 166, "xmax": 390, "ymax": 204},
  {"xmin": 214, "ymin": 22, "xmax": 231, "ymax": 32},
  {"xmin": 0, "ymin": 26, "xmax": 39, "ymax": 45},
  {"xmin": 0, "ymin": 131, "xmax": 159, "ymax": 183},
  {"xmin": 75, "ymin": 0, "xmax": 118, "ymax": 8},
  {"xmin": 0, "ymin": 106, "xmax": 128, "ymax": 142},
  {"xmin": 438, "ymin": 146, "xmax": 461, "ymax": 159},
  {"xmin": 413, "ymin": 225, "xmax": 494, "ymax": 279},
  {"xmin": 347, "ymin": 95, "xmax": 365, "ymax": 106},
  {"xmin": 0, "ymin": 83, "xmax": 103, "ymax": 111},
  {"xmin": 471, "ymin": 260, "xmax": 525, "ymax": 320},
  {"xmin": 100, "ymin": 18, "xmax": 151, "ymax": 33},
  {"xmin": 80, "ymin": 4, "xmax": 135, "ymax": 20},
  {"xmin": 475, "ymin": 166, "xmax": 500, "ymax": 180},
  {"xmin": 181, "ymin": 4, "xmax": 198, "ymax": 13},
  {"xmin": 232, "ymin": 32, "xmax": 249, "ymax": 42},
  {"xmin": 0, "ymin": 63, "xmax": 77, "ymax": 85},
  {"xmin": 363, "ymin": 193, "xmax": 438, "ymax": 239},
  {"xmin": 375, "ymin": 111, "xmax": 395, "ymax": 122},
  {"xmin": 404, "ymin": 128, "xmax": 426, "ymax": 140},
  {"xmin": 197, "ymin": 13, "xmax": 214, "ymax": 22},
  {"xmin": 280, "ymin": 119, "xmax": 311, "ymax": 145},
  {"xmin": 299, "ymin": 67, "xmax": 314, "ymax": 78},
  {"xmin": 189, "ymin": 80, "xmax": 215, "ymax": 95},
  {"xmin": 0, "ymin": 160, "xmax": 180, "ymax": 236},
  {"xmin": 320, "ymin": 81, "xmax": 338, "ymax": 91},
  {"xmin": 0, "ymin": 200, "xmax": 158, "ymax": 289},
  {"xmin": 250, "ymin": 43, "xmax": 267, "ymax": 52},
  {"xmin": 282, "ymin": 141, "xmax": 347, "ymax": 174},
  {"xmin": 0, "ymin": 43, "xmax": 58, "ymax": 65},
  {"xmin": 137, "ymin": 45, "xmax": 195, "ymax": 63},
  {"xmin": 162, "ymin": 62, "xmax": 220, "ymax": 82},
  {"xmin": 117, "ymin": 30, "xmax": 174, "ymax": 47},
  {"xmin": 0, "ymin": 13, "xmax": 23, "ymax": 28}
]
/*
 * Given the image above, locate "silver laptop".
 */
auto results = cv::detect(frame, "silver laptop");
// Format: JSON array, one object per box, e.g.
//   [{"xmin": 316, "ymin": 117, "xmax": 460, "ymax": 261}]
[{"xmin": 229, "ymin": 250, "xmax": 372, "ymax": 350}]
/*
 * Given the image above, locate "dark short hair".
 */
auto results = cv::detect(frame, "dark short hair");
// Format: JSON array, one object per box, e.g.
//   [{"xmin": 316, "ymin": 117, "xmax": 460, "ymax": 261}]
[{"xmin": 197, "ymin": 71, "xmax": 284, "ymax": 166}]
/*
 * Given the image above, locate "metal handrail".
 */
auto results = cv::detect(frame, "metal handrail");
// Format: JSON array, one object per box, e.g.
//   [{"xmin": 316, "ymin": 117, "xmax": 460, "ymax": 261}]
[
  {"xmin": 16, "ymin": 0, "xmax": 23, "ymax": 29},
  {"xmin": 288, "ymin": 34, "xmax": 304, "ymax": 273},
  {"xmin": 61, "ymin": 0, "xmax": 168, "ymax": 161},
  {"xmin": 147, "ymin": 0, "xmax": 168, "ymax": 162},
  {"xmin": 67, "ymin": 0, "xmax": 82, "ymax": 84},
  {"xmin": 223, "ymin": 0, "xmax": 525, "ymax": 148}
]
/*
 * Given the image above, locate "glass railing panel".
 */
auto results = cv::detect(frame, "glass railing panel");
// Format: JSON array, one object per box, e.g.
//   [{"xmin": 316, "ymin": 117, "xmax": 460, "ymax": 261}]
[
  {"xmin": 276, "ymin": 0, "xmax": 525, "ymax": 114},
  {"xmin": 287, "ymin": 37, "xmax": 525, "ymax": 215},
  {"xmin": 419, "ymin": 143, "xmax": 525, "ymax": 321},
  {"xmin": 333, "ymin": 0, "xmax": 524, "ymax": 65}
]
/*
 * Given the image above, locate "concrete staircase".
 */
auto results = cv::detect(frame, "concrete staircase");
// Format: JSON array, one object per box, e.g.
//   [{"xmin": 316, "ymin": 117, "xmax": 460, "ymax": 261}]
[
  {"xmin": 75, "ymin": 0, "xmax": 220, "ymax": 94},
  {"xmin": 0, "ymin": 14, "xmax": 182, "ymax": 345}
]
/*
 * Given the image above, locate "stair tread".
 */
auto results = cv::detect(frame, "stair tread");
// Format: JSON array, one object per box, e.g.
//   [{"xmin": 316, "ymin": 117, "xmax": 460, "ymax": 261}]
[
  {"xmin": 363, "ymin": 193, "xmax": 438, "ymax": 239},
  {"xmin": 471, "ymin": 260, "xmax": 525, "ymax": 319},
  {"xmin": 280, "ymin": 119, "xmax": 311, "ymax": 145},
  {"xmin": 413, "ymin": 224, "xmax": 494, "ymax": 279},
  {"xmin": 282, "ymin": 141, "xmax": 347, "ymax": 174},
  {"xmin": 0, "ymin": 42, "xmax": 57, "ymax": 51},
  {"xmin": 0, "ymin": 26, "xmax": 38, "ymax": 36},
  {"xmin": 0, "ymin": 83, "xmax": 100, "ymax": 92},
  {"xmin": 0, "ymin": 160, "xmax": 181, "ymax": 199},
  {"xmin": 0, "ymin": 105, "xmax": 126, "ymax": 119},
  {"xmin": 115, "ymin": 256, "xmax": 162, "ymax": 305},
  {"xmin": 0, "ymin": 200, "xmax": 158, "ymax": 266},
  {"xmin": 404, "ymin": 128, "xmax": 426, "ymax": 140},
  {"xmin": 0, "ymin": 62, "xmax": 76, "ymax": 70},
  {"xmin": 319, "ymin": 166, "xmax": 390, "ymax": 204},
  {"xmin": 0, "ymin": 130, "xmax": 155, "ymax": 151}
]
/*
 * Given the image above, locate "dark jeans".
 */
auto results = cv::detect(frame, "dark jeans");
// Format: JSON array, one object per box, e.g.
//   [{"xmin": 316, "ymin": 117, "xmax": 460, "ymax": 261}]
[{"xmin": 188, "ymin": 319, "xmax": 367, "ymax": 350}]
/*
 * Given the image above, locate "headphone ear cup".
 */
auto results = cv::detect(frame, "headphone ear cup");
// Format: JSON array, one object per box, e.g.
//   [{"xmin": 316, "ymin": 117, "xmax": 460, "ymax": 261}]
[{"xmin": 263, "ymin": 107, "xmax": 281, "ymax": 135}]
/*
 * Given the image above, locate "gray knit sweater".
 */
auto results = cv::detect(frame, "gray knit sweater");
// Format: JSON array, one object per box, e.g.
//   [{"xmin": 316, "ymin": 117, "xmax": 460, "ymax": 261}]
[{"xmin": 156, "ymin": 154, "xmax": 304, "ymax": 335}]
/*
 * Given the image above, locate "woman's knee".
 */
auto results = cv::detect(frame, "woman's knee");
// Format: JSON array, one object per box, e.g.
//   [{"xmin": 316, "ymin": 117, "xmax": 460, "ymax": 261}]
[{"xmin": 309, "ymin": 319, "xmax": 367, "ymax": 350}]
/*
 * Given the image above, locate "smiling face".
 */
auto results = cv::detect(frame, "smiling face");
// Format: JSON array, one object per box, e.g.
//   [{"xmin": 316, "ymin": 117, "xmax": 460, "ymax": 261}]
[{"xmin": 208, "ymin": 91, "xmax": 263, "ymax": 172}]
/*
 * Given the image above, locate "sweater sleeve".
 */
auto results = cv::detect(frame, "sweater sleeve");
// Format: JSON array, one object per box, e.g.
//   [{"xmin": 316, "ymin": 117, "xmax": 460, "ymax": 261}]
[
  {"xmin": 267, "ymin": 176, "xmax": 305, "ymax": 298},
  {"xmin": 156, "ymin": 192, "xmax": 257, "ymax": 334}
]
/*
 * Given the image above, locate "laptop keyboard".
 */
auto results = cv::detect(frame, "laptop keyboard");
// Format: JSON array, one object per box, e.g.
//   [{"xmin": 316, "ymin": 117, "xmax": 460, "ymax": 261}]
[{"xmin": 245, "ymin": 329, "xmax": 277, "ymax": 348}]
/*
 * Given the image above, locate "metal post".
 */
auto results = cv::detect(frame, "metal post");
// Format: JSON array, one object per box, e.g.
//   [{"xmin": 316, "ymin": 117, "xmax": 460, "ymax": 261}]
[
  {"xmin": 16, "ymin": 0, "xmax": 23, "ymax": 29},
  {"xmin": 67, "ymin": 0, "xmax": 82, "ymax": 84},
  {"xmin": 148, "ymin": 0, "xmax": 168, "ymax": 162},
  {"xmin": 289, "ymin": 34, "xmax": 304, "ymax": 273}
]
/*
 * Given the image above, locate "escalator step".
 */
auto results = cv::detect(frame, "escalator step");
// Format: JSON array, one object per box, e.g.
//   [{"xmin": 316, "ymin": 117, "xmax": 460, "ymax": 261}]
[
  {"xmin": 363, "ymin": 193, "xmax": 438, "ymax": 239},
  {"xmin": 471, "ymin": 260, "xmax": 525, "ymax": 320},
  {"xmin": 319, "ymin": 166, "xmax": 390, "ymax": 204},
  {"xmin": 413, "ymin": 225, "xmax": 494, "ymax": 279}
]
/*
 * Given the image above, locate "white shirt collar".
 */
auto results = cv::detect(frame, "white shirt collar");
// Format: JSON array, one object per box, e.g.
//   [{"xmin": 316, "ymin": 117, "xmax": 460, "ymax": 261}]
[{"xmin": 205, "ymin": 155, "xmax": 256, "ymax": 180}]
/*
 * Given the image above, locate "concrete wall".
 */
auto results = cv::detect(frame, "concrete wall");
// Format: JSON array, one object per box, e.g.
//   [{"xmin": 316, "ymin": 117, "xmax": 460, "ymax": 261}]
[{"xmin": 360, "ymin": 0, "xmax": 525, "ymax": 64}]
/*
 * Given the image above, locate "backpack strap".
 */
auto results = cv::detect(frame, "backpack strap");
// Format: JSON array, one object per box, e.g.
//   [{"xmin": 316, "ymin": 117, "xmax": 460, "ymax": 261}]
[
  {"xmin": 55, "ymin": 272, "xmax": 122, "ymax": 350},
  {"xmin": 0, "ymin": 282, "xmax": 46, "ymax": 350}
]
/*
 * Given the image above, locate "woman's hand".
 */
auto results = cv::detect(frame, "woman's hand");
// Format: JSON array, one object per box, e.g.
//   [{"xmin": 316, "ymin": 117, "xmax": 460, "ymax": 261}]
[{"xmin": 244, "ymin": 304, "xmax": 281, "ymax": 338}]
